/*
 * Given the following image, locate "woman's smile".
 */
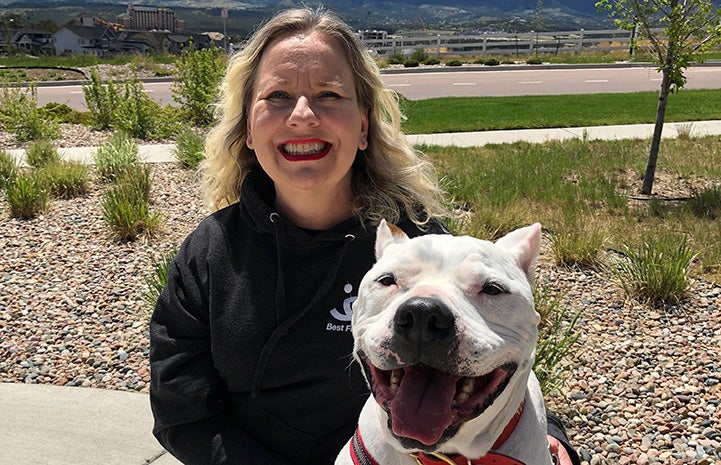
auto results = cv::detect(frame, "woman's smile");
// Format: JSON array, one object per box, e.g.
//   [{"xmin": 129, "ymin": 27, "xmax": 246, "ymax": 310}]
[{"xmin": 279, "ymin": 139, "xmax": 332, "ymax": 161}]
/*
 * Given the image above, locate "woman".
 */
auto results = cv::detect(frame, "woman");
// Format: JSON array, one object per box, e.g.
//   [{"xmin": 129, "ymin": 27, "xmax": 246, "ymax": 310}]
[{"xmin": 149, "ymin": 7, "xmax": 578, "ymax": 465}]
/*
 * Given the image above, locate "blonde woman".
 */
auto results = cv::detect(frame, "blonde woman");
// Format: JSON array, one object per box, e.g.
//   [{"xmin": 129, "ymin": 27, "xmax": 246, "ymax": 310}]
[{"xmin": 149, "ymin": 7, "xmax": 578, "ymax": 465}]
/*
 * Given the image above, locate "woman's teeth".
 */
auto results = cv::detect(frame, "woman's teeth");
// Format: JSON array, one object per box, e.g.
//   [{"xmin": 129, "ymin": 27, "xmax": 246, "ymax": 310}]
[{"xmin": 283, "ymin": 141, "xmax": 327, "ymax": 155}]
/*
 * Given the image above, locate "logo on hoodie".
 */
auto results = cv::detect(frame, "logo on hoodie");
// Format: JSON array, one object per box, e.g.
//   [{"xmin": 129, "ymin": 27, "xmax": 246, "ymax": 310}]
[{"xmin": 327, "ymin": 283, "xmax": 356, "ymax": 332}]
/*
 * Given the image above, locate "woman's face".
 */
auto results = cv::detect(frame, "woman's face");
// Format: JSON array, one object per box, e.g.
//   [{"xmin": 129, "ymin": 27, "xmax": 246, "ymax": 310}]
[{"xmin": 247, "ymin": 31, "xmax": 369, "ymax": 203}]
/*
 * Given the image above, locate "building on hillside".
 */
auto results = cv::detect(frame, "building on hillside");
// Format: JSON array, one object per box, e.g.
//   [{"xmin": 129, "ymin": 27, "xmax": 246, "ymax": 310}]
[
  {"xmin": 117, "ymin": 5, "xmax": 185, "ymax": 33},
  {"xmin": 10, "ymin": 29, "xmax": 55, "ymax": 55},
  {"xmin": 53, "ymin": 25, "xmax": 120, "ymax": 56}
]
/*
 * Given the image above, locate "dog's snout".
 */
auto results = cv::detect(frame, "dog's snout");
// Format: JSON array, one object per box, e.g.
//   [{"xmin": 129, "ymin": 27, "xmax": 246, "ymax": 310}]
[{"xmin": 394, "ymin": 297, "xmax": 455, "ymax": 343}]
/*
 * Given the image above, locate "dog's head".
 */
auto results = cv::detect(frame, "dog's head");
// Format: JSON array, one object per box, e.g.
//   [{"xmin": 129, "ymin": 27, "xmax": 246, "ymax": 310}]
[{"xmin": 352, "ymin": 221, "xmax": 541, "ymax": 455}]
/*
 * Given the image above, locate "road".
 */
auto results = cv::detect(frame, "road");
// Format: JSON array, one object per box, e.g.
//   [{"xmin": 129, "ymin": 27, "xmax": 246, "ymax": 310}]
[{"xmin": 34, "ymin": 65, "xmax": 720, "ymax": 110}]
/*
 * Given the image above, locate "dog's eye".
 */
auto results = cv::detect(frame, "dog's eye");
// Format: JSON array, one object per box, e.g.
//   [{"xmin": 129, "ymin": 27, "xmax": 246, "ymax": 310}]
[
  {"xmin": 376, "ymin": 274, "xmax": 396, "ymax": 286},
  {"xmin": 481, "ymin": 282, "xmax": 506, "ymax": 295}
]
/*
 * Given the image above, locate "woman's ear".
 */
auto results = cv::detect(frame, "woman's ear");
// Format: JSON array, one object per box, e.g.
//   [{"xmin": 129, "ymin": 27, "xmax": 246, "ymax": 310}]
[
  {"xmin": 358, "ymin": 108, "xmax": 369, "ymax": 151},
  {"xmin": 246, "ymin": 120, "xmax": 254, "ymax": 149}
]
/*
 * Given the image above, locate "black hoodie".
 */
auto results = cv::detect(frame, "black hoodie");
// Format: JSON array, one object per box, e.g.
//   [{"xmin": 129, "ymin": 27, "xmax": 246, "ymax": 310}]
[{"xmin": 149, "ymin": 170, "xmax": 446, "ymax": 465}]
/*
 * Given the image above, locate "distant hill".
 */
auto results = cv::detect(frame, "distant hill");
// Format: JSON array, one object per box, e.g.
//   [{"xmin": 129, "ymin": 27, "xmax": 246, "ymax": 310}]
[{"xmin": 12, "ymin": 0, "xmax": 719, "ymax": 36}]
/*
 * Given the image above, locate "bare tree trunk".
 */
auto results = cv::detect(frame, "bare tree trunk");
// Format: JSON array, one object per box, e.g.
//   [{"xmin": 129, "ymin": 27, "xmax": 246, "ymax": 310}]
[{"xmin": 641, "ymin": 67, "xmax": 673, "ymax": 195}]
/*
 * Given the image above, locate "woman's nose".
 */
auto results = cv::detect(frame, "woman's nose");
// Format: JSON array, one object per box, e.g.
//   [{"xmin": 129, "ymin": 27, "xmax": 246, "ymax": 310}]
[{"xmin": 287, "ymin": 96, "xmax": 319, "ymax": 126}]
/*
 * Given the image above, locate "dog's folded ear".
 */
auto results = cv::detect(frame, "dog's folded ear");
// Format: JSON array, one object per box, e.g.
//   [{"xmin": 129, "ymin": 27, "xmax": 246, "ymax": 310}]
[
  {"xmin": 495, "ymin": 223, "xmax": 542, "ymax": 287},
  {"xmin": 375, "ymin": 219, "xmax": 409, "ymax": 259}
]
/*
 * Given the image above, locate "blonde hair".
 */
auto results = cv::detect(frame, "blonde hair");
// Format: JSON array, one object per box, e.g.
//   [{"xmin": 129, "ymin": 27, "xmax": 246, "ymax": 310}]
[{"xmin": 201, "ymin": 6, "xmax": 448, "ymax": 227}]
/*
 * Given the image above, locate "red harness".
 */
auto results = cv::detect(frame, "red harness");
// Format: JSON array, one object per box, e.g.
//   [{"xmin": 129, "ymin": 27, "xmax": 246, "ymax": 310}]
[{"xmin": 350, "ymin": 402, "xmax": 527, "ymax": 465}]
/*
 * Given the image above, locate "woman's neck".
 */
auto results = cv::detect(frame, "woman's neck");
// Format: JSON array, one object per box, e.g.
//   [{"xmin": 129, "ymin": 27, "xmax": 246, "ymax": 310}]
[{"xmin": 274, "ymin": 188, "xmax": 356, "ymax": 230}]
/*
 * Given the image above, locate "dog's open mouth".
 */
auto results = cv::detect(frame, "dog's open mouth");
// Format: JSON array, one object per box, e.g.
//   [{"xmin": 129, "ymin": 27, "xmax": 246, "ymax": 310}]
[{"xmin": 364, "ymin": 361, "xmax": 517, "ymax": 447}]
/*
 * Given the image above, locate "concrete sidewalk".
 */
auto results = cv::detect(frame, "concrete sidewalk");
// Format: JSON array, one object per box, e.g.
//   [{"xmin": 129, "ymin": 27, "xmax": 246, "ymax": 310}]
[
  {"xmin": 6, "ymin": 120, "xmax": 721, "ymax": 165},
  {"xmin": 2, "ymin": 119, "xmax": 721, "ymax": 465}
]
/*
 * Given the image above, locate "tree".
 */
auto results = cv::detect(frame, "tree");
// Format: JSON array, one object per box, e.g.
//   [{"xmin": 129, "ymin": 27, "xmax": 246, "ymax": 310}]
[{"xmin": 595, "ymin": 0, "xmax": 721, "ymax": 195}]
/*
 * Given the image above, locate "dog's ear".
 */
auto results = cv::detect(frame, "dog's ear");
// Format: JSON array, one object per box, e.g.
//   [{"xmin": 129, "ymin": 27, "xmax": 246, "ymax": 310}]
[
  {"xmin": 376, "ymin": 219, "xmax": 409, "ymax": 259},
  {"xmin": 495, "ymin": 223, "xmax": 542, "ymax": 286}
]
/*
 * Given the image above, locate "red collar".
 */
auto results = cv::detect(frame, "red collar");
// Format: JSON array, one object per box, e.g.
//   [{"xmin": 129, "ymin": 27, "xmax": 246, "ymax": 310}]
[{"xmin": 350, "ymin": 402, "xmax": 526, "ymax": 465}]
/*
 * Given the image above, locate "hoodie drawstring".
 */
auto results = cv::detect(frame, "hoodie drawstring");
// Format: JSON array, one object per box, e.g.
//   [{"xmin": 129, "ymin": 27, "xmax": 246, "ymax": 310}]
[{"xmin": 250, "ymin": 214, "xmax": 355, "ymax": 397}]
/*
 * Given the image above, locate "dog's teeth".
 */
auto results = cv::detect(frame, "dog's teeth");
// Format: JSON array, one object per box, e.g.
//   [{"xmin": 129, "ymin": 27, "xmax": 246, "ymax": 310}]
[
  {"xmin": 454, "ymin": 378, "xmax": 474, "ymax": 405},
  {"xmin": 390, "ymin": 370, "xmax": 402, "ymax": 393}
]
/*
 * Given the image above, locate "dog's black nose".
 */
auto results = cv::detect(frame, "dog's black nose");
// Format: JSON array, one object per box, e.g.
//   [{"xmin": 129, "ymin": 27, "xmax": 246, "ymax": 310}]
[{"xmin": 394, "ymin": 297, "xmax": 455, "ymax": 343}]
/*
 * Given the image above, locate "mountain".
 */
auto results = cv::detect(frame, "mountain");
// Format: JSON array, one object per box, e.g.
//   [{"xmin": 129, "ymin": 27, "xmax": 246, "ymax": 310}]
[{"xmin": 1, "ymin": 0, "xmax": 616, "ymax": 34}]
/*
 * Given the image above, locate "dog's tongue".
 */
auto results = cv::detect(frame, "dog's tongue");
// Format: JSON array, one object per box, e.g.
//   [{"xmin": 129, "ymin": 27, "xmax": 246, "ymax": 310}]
[{"xmin": 390, "ymin": 365, "xmax": 459, "ymax": 445}]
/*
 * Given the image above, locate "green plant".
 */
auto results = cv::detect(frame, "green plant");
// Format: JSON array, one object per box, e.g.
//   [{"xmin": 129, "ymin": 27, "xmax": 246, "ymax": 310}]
[
  {"xmin": 24, "ymin": 139, "xmax": 61, "ymax": 168},
  {"xmin": 484, "ymin": 58, "xmax": 501, "ymax": 66},
  {"xmin": 445, "ymin": 59, "xmax": 463, "ymax": 67},
  {"xmin": 686, "ymin": 186, "xmax": 721, "ymax": 219},
  {"xmin": 93, "ymin": 132, "xmax": 140, "ymax": 183},
  {"xmin": 5, "ymin": 173, "xmax": 50, "ymax": 220},
  {"xmin": 0, "ymin": 149, "xmax": 18, "ymax": 190},
  {"xmin": 423, "ymin": 57, "xmax": 440, "ymax": 65},
  {"xmin": 172, "ymin": 45, "xmax": 227, "ymax": 126},
  {"xmin": 386, "ymin": 50, "xmax": 404, "ymax": 64},
  {"xmin": 143, "ymin": 247, "xmax": 178, "ymax": 312},
  {"xmin": 101, "ymin": 166, "xmax": 161, "ymax": 242},
  {"xmin": 534, "ymin": 284, "xmax": 581, "ymax": 395},
  {"xmin": 527, "ymin": 58, "xmax": 543, "ymax": 64},
  {"xmin": 548, "ymin": 226, "xmax": 606, "ymax": 268},
  {"xmin": 83, "ymin": 70, "xmax": 120, "ymax": 130},
  {"xmin": 609, "ymin": 234, "xmax": 696, "ymax": 305},
  {"xmin": 113, "ymin": 76, "xmax": 170, "ymax": 139},
  {"xmin": 173, "ymin": 128, "xmax": 205, "ymax": 170},
  {"xmin": 410, "ymin": 47, "xmax": 429, "ymax": 63},
  {"xmin": 0, "ymin": 85, "xmax": 60, "ymax": 142},
  {"xmin": 403, "ymin": 59, "xmax": 420, "ymax": 68},
  {"xmin": 35, "ymin": 161, "xmax": 90, "ymax": 199}
]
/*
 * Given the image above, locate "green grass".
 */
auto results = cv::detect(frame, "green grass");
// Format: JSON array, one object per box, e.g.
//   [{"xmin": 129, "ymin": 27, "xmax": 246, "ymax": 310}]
[{"xmin": 400, "ymin": 89, "xmax": 721, "ymax": 134}]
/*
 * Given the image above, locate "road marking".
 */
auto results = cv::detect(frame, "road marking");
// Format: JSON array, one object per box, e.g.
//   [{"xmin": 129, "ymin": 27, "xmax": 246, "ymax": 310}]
[
  {"xmin": 519, "ymin": 81, "xmax": 542, "ymax": 84},
  {"xmin": 585, "ymin": 79, "xmax": 609, "ymax": 83},
  {"xmin": 452, "ymin": 82, "xmax": 476, "ymax": 86},
  {"xmin": 387, "ymin": 83, "xmax": 411, "ymax": 87}
]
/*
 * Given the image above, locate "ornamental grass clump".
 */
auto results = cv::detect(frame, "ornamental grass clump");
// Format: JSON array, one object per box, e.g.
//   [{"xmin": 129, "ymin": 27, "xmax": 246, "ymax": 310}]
[
  {"xmin": 0, "ymin": 149, "xmax": 17, "ymax": 190},
  {"xmin": 93, "ymin": 132, "xmax": 140, "ymax": 183},
  {"xmin": 35, "ymin": 161, "xmax": 91, "ymax": 199},
  {"xmin": 100, "ymin": 164, "xmax": 161, "ymax": 242},
  {"xmin": 173, "ymin": 128, "xmax": 205, "ymax": 170},
  {"xmin": 5, "ymin": 172, "xmax": 50, "ymax": 220},
  {"xmin": 609, "ymin": 234, "xmax": 696, "ymax": 305},
  {"xmin": 24, "ymin": 139, "xmax": 62, "ymax": 168},
  {"xmin": 143, "ymin": 247, "xmax": 178, "ymax": 313}
]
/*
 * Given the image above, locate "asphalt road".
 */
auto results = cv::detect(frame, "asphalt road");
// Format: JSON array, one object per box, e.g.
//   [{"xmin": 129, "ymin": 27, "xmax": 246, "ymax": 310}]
[{"xmin": 34, "ymin": 64, "xmax": 720, "ymax": 110}]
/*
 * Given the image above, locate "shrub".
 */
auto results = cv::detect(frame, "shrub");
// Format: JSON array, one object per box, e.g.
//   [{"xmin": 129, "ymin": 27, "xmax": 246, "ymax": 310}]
[
  {"xmin": 386, "ymin": 50, "xmax": 404, "ymax": 64},
  {"xmin": 101, "ymin": 165, "xmax": 161, "ymax": 242},
  {"xmin": 173, "ymin": 128, "xmax": 205, "ymax": 170},
  {"xmin": 403, "ymin": 59, "xmax": 419, "ymax": 68},
  {"xmin": 686, "ymin": 186, "xmax": 721, "ymax": 219},
  {"xmin": 410, "ymin": 48, "xmax": 429, "ymax": 63},
  {"xmin": 93, "ymin": 132, "xmax": 140, "ymax": 183},
  {"xmin": 114, "ymin": 76, "xmax": 170, "ymax": 139},
  {"xmin": 25, "ymin": 139, "xmax": 61, "ymax": 168},
  {"xmin": 609, "ymin": 234, "xmax": 696, "ymax": 305},
  {"xmin": 527, "ymin": 58, "xmax": 543, "ymax": 65},
  {"xmin": 35, "ymin": 161, "xmax": 90, "ymax": 199},
  {"xmin": 423, "ymin": 57, "xmax": 441, "ymax": 65},
  {"xmin": 0, "ymin": 149, "xmax": 18, "ymax": 190},
  {"xmin": 0, "ymin": 85, "xmax": 60, "ymax": 142},
  {"xmin": 172, "ymin": 45, "xmax": 227, "ymax": 126},
  {"xmin": 5, "ymin": 173, "xmax": 50, "ymax": 220},
  {"xmin": 83, "ymin": 70, "xmax": 120, "ymax": 130},
  {"xmin": 484, "ymin": 58, "xmax": 501, "ymax": 66},
  {"xmin": 445, "ymin": 59, "xmax": 463, "ymax": 67}
]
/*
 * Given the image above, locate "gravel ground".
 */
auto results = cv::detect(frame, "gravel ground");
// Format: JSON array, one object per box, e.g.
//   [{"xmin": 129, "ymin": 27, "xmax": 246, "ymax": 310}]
[{"xmin": 1, "ymin": 128, "xmax": 720, "ymax": 465}]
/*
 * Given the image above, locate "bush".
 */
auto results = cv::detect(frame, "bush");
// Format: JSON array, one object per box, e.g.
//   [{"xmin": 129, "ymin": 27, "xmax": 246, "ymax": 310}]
[
  {"xmin": 173, "ymin": 128, "xmax": 205, "ymax": 170},
  {"xmin": 83, "ymin": 70, "xmax": 120, "ymax": 130},
  {"xmin": 527, "ymin": 58, "xmax": 543, "ymax": 65},
  {"xmin": 686, "ymin": 186, "xmax": 721, "ymax": 219},
  {"xmin": 101, "ymin": 165, "xmax": 161, "ymax": 242},
  {"xmin": 0, "ymin": 149, "xmax": 18, "ymax": 190},
  {"xmin": 423, "ymin": 57, "xmax": 441, "ymax": 65},
  {"xmin": 410, "ymin": 48, "xmax": 429, "ymax": 63},
  {"xmin": 35, "ymin": 161, "xmax": 90, "ymax": 199},
  {"xmin": 548, "ymin": 226, "xmax": 606, "ymax": 268},
  {"xmin": 25, "ymin": 139, "xmax": 61, "ymax": 168},
  {"xmin": 0, "ymin": 85, "xmax": 60, "ymax": 142},
  {"xmin": 403, "ymin": 59, "xmax": 419, "ymax": 68},
  {"xmin": 609, "ymin": 234, "xmax": 696, "ymax": 305},
  {"xmin": 484, "ymin": 58, "xmax": 501, "ymax": 66},
  {"xmin": 5, "ymin": 173, "xmax": 50, "ymax": 220},
  {"xmin": 93, "ymin": 132, "xmax": 140, "ymax": 183},
  {"xmin": 386, "ymin": 51, "xmax": 404, "ymax": 64},
  {"xmin": 172, "ymin": 45, "xmax": 227, "ymax": 126},
  {"xmin": 445, "ymin": 59, "xmax": 463, "ymax": 67}
]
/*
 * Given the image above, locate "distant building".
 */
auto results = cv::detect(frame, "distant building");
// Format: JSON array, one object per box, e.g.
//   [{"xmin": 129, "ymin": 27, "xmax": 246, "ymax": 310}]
[
  {"xmin": 53, "ymin": 25, "xmax": 120, "ymax": 56},
  {"xmin": 10, "ymin": 29, "xmax": 55, "ymax": 55},
  {"xmin": 118, "ymin": 5, "xmax": 185, "ymax": 33}
]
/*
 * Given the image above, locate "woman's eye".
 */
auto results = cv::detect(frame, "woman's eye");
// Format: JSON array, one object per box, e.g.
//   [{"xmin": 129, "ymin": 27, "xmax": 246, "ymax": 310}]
[
  {"xmin": 377, "ymin": 274, "xmax": 396, "ymax": 286},
  {"xmin": 318, "ymin": 91, "xmax": 341, "ymax": 99},
  {"xmin": 481, "ymin": 282, "xmax": 506, "ymax": 296},
  {"xmin": 267, "ymin": 91, "xmax": 290, "ymax": 100}
]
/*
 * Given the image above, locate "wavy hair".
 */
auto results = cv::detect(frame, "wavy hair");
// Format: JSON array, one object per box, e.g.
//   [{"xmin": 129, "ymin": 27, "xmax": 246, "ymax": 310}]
[{"xmin": 201, "ymin": 6, "xmax": 448, "ymax": 227}]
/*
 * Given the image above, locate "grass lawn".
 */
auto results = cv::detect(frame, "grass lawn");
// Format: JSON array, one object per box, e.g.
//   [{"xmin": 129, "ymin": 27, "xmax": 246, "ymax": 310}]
[{"xmin": 400, "ymin": 89, "xmax": 721, "ymax": 134}]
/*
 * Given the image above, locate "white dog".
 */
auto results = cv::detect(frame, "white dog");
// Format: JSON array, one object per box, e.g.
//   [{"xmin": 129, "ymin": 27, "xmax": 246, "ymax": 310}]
[{"xmin": 336, "ymin": 221, "xmax": 552, "ymax": 465}]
